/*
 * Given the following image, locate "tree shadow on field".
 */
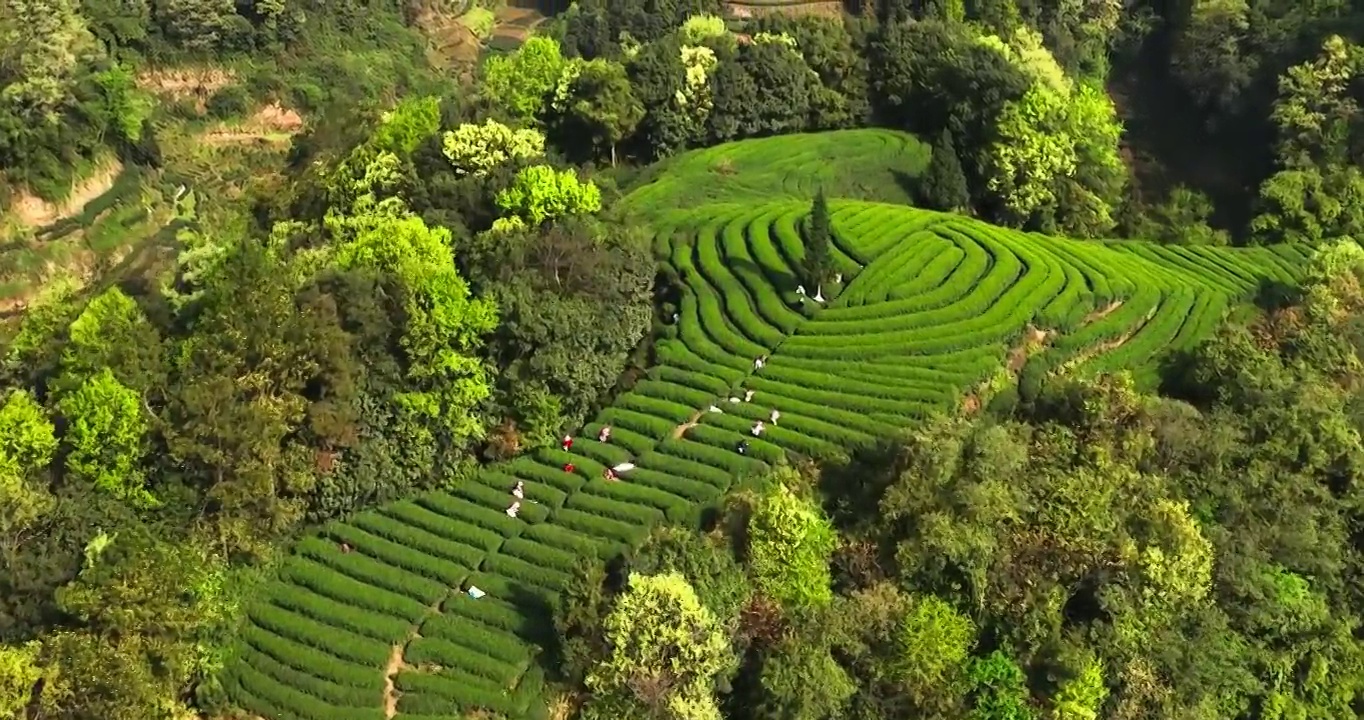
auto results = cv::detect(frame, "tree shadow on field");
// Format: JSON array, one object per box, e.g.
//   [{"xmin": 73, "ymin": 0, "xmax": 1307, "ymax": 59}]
[
  {"xmin": 890, "ymin": 169, "xmax": 922, "ymax": 206},
  {"xmin": 505, "ymin": 583, "xmax": 557, "ymax": 646},
  {"xmin": 728, "ymin": 255, "xmax": 800, "ymax": 295},
  {"xmin": 1254, "ymin": 277, "xmax": 1301, "ymax": 312}
]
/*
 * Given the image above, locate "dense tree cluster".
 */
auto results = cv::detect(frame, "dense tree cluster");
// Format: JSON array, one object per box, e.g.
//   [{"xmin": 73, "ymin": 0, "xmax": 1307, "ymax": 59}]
[{"xmin": 0, "ymin": 83, "xmax": 655, "ymax": 720}]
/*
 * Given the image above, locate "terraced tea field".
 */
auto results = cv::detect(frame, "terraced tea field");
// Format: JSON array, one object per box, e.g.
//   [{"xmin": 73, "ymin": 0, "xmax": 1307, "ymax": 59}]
[{"xmin": 220, "ymin": 132, "xmax": 1310, "ymax": 720}]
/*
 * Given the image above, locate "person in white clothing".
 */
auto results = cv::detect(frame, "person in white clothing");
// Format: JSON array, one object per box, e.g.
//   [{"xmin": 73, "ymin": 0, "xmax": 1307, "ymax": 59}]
[
  {"xmin": 796, "ymin": 285, "xmax": 806, "ymax": 296},
  {"xmin": 506, "ymin": 501, "xmax": 521, "ymax": 518},
  {"xmin": 835, "ymin": 273, "xmax": 843, "ymax": 284},
  {"xmin": 512, "ymin": 481, "xmax": 524, "ymax": 499},
  {"xmin": 709, "ymin": 405, "xmax": 723, "ymax": 413},
  {"xmin": 770, "ymin": 409, "xmax": 780, "ymax": 424},
  {"xmin": 752, "ymin": 421, "xmax": 765, "ymax": 436},
  {"xmin": 744, "ymin": 389, "xmax": 756, "ymax": 402},
  {"xmin": 598, "ymin": 425, "xmax": 612, "ymax": 443}
]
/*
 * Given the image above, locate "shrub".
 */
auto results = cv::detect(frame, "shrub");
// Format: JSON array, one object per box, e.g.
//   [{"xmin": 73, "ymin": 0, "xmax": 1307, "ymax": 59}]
[{"xmin": 207, "ymin": 85, "xmax": 251, "ymax": 118}]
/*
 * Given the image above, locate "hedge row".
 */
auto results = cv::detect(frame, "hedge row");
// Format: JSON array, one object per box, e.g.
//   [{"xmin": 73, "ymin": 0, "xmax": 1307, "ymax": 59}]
[
  {"xmin": 352, "ymin": 511, "xmax": 491, "ymax": 568},
  {"xmin": 654, "ymin": 339, "xmax": 748, "ymax": 386},
  {"xmin": 324, "ymin": 523, "xmax": 470, "ymax": 587},
  {"xmin": 481, "ymin": 552, "xmax": 573, "ymax": 592},
  {"xmin": 596, "ymin": 406, "xmax": 679, "ymax": 442},
  {"xmin": 551, "ymin": 507, "xmax": 651, "ymax": 545},
  {"xmin": 567, "ymin": 491, "xmax": 666, "ymax": 526},
  {"xmin": 1083, "ymin": 287, "xmax": 1197, "ymax": 376},
  {"xmin": 581, "ymin": 475, "xmax": 695, "ymax": 513},
  {"xmin": 499, "ymin": 537, "xmax": 584, "ymax": 574},
  {"xmin": 635, "ymin": 450, "xmax": 741, "ymax": 489},
  {"xmin": 476, "ymin": 471, "xmax": 568, "ymax": 509},
  {"xmin": 450, "ymin": 480, "xmax": 550, "ymax": 524},
  {"xmin": 381, "ymin": 500, "xmax": 505, "ymax": 552},
  {"xmin": 227, "ymin": 662, "xmax": 387, "ymax": 720},
  {"xmin": 631, "ymin": 379, "xmax": 722, "ymax": 412},
  {"xmin": 294, "ymin": 539, "xmax": 448, "ymax": 604},
  {"xmin": 405, "ymin": 638, "xmax": 524, "ymax": 685},
  {"xmin": 420, "ymin": 613, "xmax": 534, "ymax": 665},
  {"xmin": 395, "ymin": 670, "xmax": 522, "ymax": 716},
  {"xmin": 281, "ymin": 556, "xmax": 430, "ymax": 621},
  {"xmin": 443, "ymin": 592, "xmax": 548, "ymax": 641},
  {"xmin": 262, "ymin": 587, "xmax": 411, "ymax": 643},
  {"xmin": 415, "ymin": 492, "xmax": 525, "ymax": 538},
  {"xmin": 246, "ymin": 603, "xmax": 391, "ymax": 667},
  {"xmin": 697, "ymin": 215, "xmax": 788, "ymax": 346},
  {"xmin": 731, "ymin": 209, "xmax": 807, "ymax": 333},
  {"xmin": 463, "ymin": 571, "xmax": 558, "ymax": 608},
  {"xmin": 241, "ymin": 623, "xmax": 383, "ymax": 688},
  {"xmin": 235, "ymin": 645, "xmax": 381, "ymax": 707},
  {"xmin": 618, "ymin": 466, "xmax": 722, "ymax": 503},
  {"xmin": 503, "ymin": 459, "xmax": 587, "ymax": 494},
  {"xmin": 523, "ymin": 520, "xmax": 624, "ymax": 560}
]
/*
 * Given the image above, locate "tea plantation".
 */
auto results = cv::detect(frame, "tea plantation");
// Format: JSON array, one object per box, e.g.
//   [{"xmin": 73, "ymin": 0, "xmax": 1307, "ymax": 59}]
[{"xmin": 220, "ymin": 130, "xmax": 1310, "ymax": 720}]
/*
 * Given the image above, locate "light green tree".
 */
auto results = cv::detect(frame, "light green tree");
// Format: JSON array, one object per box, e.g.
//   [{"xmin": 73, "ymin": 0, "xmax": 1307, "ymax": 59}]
[
  {"xmin": 1049, "ymin": 653, "xmax": 1108, "ymax": 720},
  {"xmin": 584, "ymin": 572, "xmax": 733, "ymax": 720},
  {"xmin": 747, "ymin": 476, "xmax": 837, "ymax": 609},
  {"xmin": 330, "ymin": 202, "xmax": 499, "ymax": 445},
  {"xmin": 496, "ymin": 164, "xmax": 602, "ymax": 226},
  {"xmin": 0, "ymin": 642, "xmax": 43, "ymax": 718},
  {"xmin": 0, "ymin": 388, "xmax": 56, "ymax": 470},
  {"xmin": 681, "ymin": 14, "xmax": 727, "ymax": 45},
  {"xmin": 60, "ymin": 286, "xmax": 161, "ymax": 391},
  {"xmin": 894, "ymin": 594, "xmax": 977, "ymax": 704},
  {"xmin": 482, "ymin": 36, "xmax": 566, "ymax": 123},
  {"xmin": 0, "ymin": 389, "xmax": 57, "ymax": 539},
  {"xmin": 56, "ymin": 368, "xmax": 153, "ymax": 506},
  {"xmin": 441, "ymin": 119, "xmax": 545, "ymax": 177},
  {"xmin": 370, "ymin": 96, "xmax": 441, "ymax": 156}
]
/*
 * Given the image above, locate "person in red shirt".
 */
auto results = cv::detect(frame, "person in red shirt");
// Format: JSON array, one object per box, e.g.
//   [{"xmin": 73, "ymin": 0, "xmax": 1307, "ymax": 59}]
[
  {"xmin": 564, "ymin": 463, "xmax": 575, "ymax": 473},
  {"xmin": 562, "ymin": 435, "xmax": 573, "ymax": 451}
]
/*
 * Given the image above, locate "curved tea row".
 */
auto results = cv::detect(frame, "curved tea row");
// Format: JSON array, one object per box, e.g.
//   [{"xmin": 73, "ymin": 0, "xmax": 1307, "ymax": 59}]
[{"xmin": 220, "ymin": 201, "xmax": 1306, "ymax": 720}]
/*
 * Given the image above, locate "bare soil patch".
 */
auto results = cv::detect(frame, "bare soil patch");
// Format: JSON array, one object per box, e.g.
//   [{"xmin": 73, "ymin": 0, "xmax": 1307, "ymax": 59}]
[
  {"xmin": 1007, "ymin": 325, "xmax": 1053, "ymax": 373},
  {"xmin": 10, "ymin": 160, "xmax": 124, "ymax": 229},
  {"xmin": 960, "ymin": 393, "xmax": 981, "ymax": 415},
  {"xmin": 490, "ymin": 6, "xmax": 546, "ymax": 46},
  {"xmin": 138, "ymin": 67, "xmax": 235, "ymax": 112},
  {"xmin": 383, "ymin": 643, "xmax": 409, "ymax": 719},
  {"xmin": 203, "ymin": 104, "xmax": 304, "ymax": 145},
  {"xmin": 1082, "ymin": 300, "xmax": 1123, "ymax": 325},
  {"xmin": 724, "ymin": 1, "xmax": 844, "ymax": 18}
]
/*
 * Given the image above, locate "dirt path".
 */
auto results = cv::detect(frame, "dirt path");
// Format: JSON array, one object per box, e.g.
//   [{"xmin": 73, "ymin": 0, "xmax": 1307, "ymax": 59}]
[
  {"xmin": 1007, "ymin": 325, "xmax": 1053, "ymax": 373},
  {"xmin": 963, "ymin": 325, "xmax": 1054, "ymax": 415},
  {"xmin": 1054, "ymin": 308, "xmax": 1156, "ymax": 375},
  {"xmin": 671, "ymin": 410, "xmax": 703, "ymax": 439},
  {"xmin": 383, "ymin": 643, "xmax": 407, "ymax": 719},
  {"xmin": 1082, "ymin": 300, "xmax": 1123, "ymax": 325}
]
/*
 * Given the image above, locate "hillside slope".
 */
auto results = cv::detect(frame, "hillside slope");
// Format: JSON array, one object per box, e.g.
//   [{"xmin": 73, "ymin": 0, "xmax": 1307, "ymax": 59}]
[{"xmin": 218, "ymin": 132, "xmax": 1308, "ymax": 720}]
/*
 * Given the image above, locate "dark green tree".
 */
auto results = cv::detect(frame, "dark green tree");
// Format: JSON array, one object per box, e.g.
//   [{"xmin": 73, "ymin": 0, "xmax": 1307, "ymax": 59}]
[
  {"xmin": 803, "ymin": 189, "xmax": 835, "ymax": 293},
  {"xmin": 921, "ymin": 129, "xmax": 970, "ymax": 213}
]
